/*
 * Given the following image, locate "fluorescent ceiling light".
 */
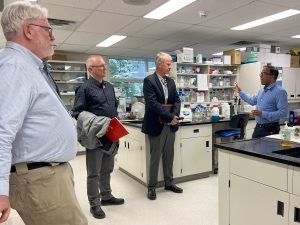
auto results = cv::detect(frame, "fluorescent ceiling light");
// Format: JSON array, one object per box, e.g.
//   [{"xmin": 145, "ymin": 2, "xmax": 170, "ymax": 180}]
[
  {"xmin": 96, "ymin": 35, "xmax": 127, "ymax": 47},
  {"xmin": 231, "ymin": 9, "xmax": 300, "ymax": 30},
  {"xmin": 144, "ymin": 0, "xmax": 196, "ymax": 20},
  {"xmin": 212, "ymin": 52, "xmax": 223, "ymax": 56},
  {"xmin": 292, "ymin": 34, "xmax": 300, "ymax": 38}
]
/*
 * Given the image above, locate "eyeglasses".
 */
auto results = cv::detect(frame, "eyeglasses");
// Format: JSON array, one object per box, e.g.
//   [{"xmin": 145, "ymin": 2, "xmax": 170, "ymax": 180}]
[
  {"xmin": 29, "ymin": 24, "xmax": 53, "ymax": 37},
  {"xmin": 259, "ymin": 72, "xmax": 271, "ymax": 77},
  {"xmin": 90, "ymin": 64, "xmax": 107, "ymax": 69}
]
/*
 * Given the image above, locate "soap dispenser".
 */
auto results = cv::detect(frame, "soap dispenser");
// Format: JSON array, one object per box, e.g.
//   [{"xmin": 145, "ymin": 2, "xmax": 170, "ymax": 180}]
[{"xmin": 281, "ymin": 121, "xmax": 291, "ymax": 147}]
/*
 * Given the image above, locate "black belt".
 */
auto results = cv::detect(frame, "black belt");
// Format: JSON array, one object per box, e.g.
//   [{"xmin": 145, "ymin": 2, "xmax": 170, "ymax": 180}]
[
  {"xmin": 10, "ymin": 162, "xmax": 64, "ymax": 173},
  {"xmin": 256, "ymin": 122, "xmax": 279, "ymax": 128}
]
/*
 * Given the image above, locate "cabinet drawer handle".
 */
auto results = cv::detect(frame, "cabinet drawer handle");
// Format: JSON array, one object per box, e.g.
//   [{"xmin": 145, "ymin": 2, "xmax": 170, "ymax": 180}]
[
  {"xmin": 291, "ymin": 95, "xmax": 295, "ymax": 98},
  {"xmin": 277, "ymin": 201, "xmax": 284, "ymax": 217},
  {"xmin": 124, "ymin": 141, "xmax": 127, "ymax": 148},
  {"xmin": 206, "ymin": 141, "xmax": 209, "ymax": 147},
  {"xmin": 294, "ymin": 207, "xmax": 300, "ymax": 222},
  {"xmin": 128, "ymin": 142, "xmax": 130, "ymax": 149},
  {"xmin": 193, "ymin": 129, "xmax": 199, "ymax": 133},
  {"xmin": 298, "ymin": 95, "xmax": 300, "ymax": 97}
]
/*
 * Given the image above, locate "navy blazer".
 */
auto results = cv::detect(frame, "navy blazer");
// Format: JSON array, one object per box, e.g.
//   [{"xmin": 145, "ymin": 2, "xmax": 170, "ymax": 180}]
[{"xmin": 142, "ymin": 72, "xmax": 181, "ymax": 136}]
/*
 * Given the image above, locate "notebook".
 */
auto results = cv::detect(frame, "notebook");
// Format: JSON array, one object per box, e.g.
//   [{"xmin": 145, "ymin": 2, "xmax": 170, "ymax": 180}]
[{"xmin": 106, "ymin": 117, "xmax": 129, "ymax": 142}]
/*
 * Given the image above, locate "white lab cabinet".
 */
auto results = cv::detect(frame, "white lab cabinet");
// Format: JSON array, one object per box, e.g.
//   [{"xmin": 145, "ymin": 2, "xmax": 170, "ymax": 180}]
[
  {"xmin": 219, "ymin": 149, "xmax": 300, "ymax": 225},
  {"xmin": 116, "ymin": 124, "xmax": 212, "ymax": 186},
  {"xmin": 282, "ymin": 68, "xmax": 300, "ymax": 100},
  {"xmin": 180, "ymin": 124, "xmax": 212, "ymax": 176}
]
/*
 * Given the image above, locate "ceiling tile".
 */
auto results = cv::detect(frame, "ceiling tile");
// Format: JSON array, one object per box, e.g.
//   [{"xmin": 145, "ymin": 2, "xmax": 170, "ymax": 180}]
[
  {"xmin": 259, "ymin": 0, "xmax": 300, "ymax": 8},
  {"xmin": 118, "ymin": 18, "xmax": 156, "ymax": 36},
  {"xmin": 203, "ymin": 1, "xmax": 286, "ymax": 29},
  {"xmin": 166, "ymin": 25, "xmax": 222, "ymax": 42},
  {"xmin": 97, "ymin": 0, "xmax": 169, "ymax": 17},
  {"xmin": 57, "ymin": 44, "xmax": 91, "ymax": 52},
  {"xmin": 77, "ymin": 11, "xmax": 137, "ymax": 34},
  {"xmin": 52, "ymin": 29, "xmax": 73, "ymax": 43},
  {"xmin": 40, "ymin": 3, "xmax": 92, "ymax": 22},
  {"xmin": 112, "ymin": 37, "xmax": 157, "ymax": 49},
  {"xmin": 165, "ymin": 0, "xmax": 253, "ymax": 25},
  {"xmin": 85, "ymin": 47, "xmax": 131, "ymax": 56},
  {"xmin": 140, "ymin": 39, "xmax": 183, "ymax": 51},
  {"xmin": 64, "ymin": 32, "xmax": 109, "ymax": 45},
  {"xmin": 134, "ymin": 21, "xmax": 191, "ymax": 39},
  {"xmin": 40, "ymin": 0, "xmax": 103, "ymax": 10}
]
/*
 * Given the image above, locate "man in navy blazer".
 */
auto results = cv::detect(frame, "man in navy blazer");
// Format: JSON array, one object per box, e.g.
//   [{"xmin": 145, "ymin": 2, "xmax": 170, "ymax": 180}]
[{"xmin": 142, "ymin": 52, "xmax": 182, "ymax": 200}]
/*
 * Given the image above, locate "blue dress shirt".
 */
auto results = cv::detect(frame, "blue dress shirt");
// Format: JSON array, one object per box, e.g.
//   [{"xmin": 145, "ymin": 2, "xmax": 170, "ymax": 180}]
[
  {"xmin": 0, "ymin": 42, "xmax": 78, "ymax": 196},
  {"xmin": 239, "ymin": 82, "xmax": 288, "ymax": 124}
]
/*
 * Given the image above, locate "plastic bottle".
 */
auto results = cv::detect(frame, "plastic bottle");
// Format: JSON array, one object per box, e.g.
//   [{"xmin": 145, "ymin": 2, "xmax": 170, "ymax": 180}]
[
  {"xmin": 205, "ymin": 104, "xmax": 211, "ymax": 121},
  {"xmin": 281, "ymin": 121, "xmax": 291, "ymax": 147},
  {"xmin": 221, "ymin": 102, "xmax": 230, "ymax": 119},
  {"xmin": 211, "ymin": 104, "xmax": 220, "ymax": 122}
]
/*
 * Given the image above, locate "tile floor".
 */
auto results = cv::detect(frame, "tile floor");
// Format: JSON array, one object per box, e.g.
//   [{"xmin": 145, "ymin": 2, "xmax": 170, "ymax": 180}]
[{"xmin": 4, "ymin": 155, "xmax": 218, "ymax": 225}]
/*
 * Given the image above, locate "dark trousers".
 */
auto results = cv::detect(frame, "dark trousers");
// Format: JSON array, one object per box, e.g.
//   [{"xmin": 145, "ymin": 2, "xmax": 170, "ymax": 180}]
[
  {"xmin": 86, "ymin": 148, "xmax": 115, "ymax": 207},
  {"xmin": 148, "ymin": 125, "xmax": 175, "ymax": 188},
  {"xmin": 252, "ymin": 123, "xmax": 280, "ymax": 138}
]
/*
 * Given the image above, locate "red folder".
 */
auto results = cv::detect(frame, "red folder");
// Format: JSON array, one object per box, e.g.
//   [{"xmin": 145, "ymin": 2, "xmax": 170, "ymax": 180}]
[{"xmin": 106, "ymin": 117, "xmax": 129, "ymax": 142}]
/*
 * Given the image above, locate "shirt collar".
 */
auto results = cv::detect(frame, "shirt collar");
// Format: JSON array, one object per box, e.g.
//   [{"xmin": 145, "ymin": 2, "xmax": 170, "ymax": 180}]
[
  {"xmin": 6, "ymin": 41, "xmax": 43, "ymax": 69},
  {"xmin": 264, "ymin": 82, "xmax": 276, "ymax": 91},
  {"xmin": 156, "ymin": 72, "xmax": 166, "ymax": 82},
  {"xmin": 89, "ymin": 76, "xmax": 105, "ymax": 88}
]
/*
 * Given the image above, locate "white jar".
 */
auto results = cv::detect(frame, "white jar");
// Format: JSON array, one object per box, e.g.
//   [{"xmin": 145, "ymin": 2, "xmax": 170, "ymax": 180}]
[{"xmin": 211, "ymin": 104, "xmax": 220, "ymax": 122}]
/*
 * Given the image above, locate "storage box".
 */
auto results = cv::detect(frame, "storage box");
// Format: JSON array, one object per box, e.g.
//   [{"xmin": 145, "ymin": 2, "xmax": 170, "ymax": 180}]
[
  {"xmin": 223, "ymin": 50, "xmax": 241, "ymax": 65},
  {"xmin": 212, "ymin": 56, "xmax": 222, "ymax": 64},
  {"xmin": 259, "ymin": 48, "xmax": 271, "ymax": 53},
  {"xmin": 177, "ymin": 47, "xmax": 194, "ymax": 63},
  {"xmin": 51, "ymin": 54, "xmax": 67, "ymax": 61},
  {"xmin": 291, "ymin": 55, "xmax": 300, "ymax": 68},
  {"xmin": 255, "ymin": 44, "xmax": 271, "ymax": 49}
]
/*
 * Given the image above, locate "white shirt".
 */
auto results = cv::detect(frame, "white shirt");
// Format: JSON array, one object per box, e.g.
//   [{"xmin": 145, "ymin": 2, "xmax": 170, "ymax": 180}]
[{"xmin": 0, "ymin": 42, "xmax": 78, "ymax": 196}]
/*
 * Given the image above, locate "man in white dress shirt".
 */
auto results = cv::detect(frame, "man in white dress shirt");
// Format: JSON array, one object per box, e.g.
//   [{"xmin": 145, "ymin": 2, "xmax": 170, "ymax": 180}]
[{"xmin": 0, "ymin": 1, "xmax": 87, "ymax": 224}]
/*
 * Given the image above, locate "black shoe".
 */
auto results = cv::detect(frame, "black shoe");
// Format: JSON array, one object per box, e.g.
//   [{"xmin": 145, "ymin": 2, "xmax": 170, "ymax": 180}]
[
  {"xmin": 90, "ymin": 205, "xmax": 105, "ymax": 219},
  {"xmin": 147, "ymin": 188, "xmax": 156, "ymax": 200},
  {"xmin": 164, "ymin": 184, "xmax": 183, "ymax": 193},
  {"xmin": 101, "ymin": 196, "xmax": 125, "ymax": 206}
]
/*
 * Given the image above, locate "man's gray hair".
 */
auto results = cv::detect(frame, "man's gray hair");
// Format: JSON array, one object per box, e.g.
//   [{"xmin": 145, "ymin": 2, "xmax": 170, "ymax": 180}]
[
  {"xmin": 155, "ymin": 52, "xmax": 171, "ymax": 65},
  {"xmin": 1, "ymin": 1, "xmax": 48, "ymax": 37},
  {"xmin": 86, "ymin": 55, "xmax": 104, "ymax": 68}
]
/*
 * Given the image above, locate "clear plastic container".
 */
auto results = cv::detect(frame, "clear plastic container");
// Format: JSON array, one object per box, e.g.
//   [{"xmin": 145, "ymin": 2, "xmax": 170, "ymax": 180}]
[{"xmin": 281, "ymin": 121, "xmax": 291, "ymax": 147}]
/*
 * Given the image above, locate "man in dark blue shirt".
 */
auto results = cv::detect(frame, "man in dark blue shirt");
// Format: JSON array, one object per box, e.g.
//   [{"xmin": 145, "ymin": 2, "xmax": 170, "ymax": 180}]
[
  {"xmin": 236, "ymin": 64, "xmax": 288, "ymax": 138},
  {"xmin": 73, "ymin": 55, "xmax": 124, "ymax": 219}
]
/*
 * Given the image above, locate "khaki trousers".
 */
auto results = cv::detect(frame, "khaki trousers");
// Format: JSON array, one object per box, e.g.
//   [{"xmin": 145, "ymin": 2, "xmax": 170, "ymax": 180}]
[{"xmin": 9, "ymin": 162, "xmax": 87, "ymax": 225}]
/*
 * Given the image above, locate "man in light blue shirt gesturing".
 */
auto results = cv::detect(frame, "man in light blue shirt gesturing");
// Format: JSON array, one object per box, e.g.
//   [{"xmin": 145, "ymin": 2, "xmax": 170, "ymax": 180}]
[{"xmin": 235, "ymin": 64, "xmax": 288, "ymax": 138}]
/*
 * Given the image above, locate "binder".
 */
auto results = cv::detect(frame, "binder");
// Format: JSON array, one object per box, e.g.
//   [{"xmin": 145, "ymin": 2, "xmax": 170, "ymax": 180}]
[{"xmin": 106, "ymin": 117, "xmax": 129, "ymax": 142}]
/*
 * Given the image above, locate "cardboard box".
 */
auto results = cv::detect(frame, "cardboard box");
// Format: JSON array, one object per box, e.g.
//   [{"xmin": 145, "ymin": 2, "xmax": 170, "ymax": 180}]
[
  {"xmin": 291, "ymin": 55, "xmax": 300, "ymax": 68},
  {"xmin": 51, "ymin": 54, "xmax": 67, "ymax": 61},
  {"xmin": 223, "ymin": 50, "xmax": 241, "ymax": 65}
]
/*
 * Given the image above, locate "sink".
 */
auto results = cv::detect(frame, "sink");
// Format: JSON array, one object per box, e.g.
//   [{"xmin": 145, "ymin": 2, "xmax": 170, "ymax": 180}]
[{"xmin": 273, "ymin": 148, "xmax": 300, "ymax": 158}]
